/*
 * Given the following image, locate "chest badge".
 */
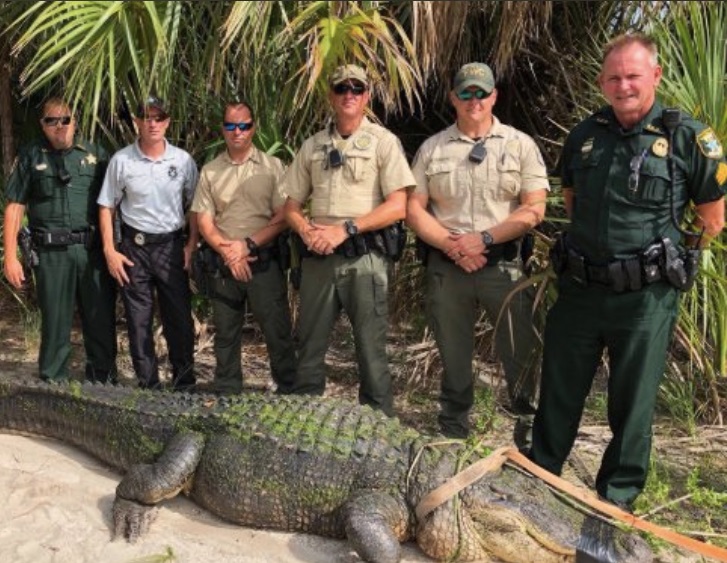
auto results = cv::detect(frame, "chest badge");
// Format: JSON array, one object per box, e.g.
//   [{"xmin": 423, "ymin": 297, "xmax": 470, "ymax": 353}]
[
  {"xmin": 85, "ymin": 153, "xmax": 98, "ymax": 166},
  {"xmin": 651, "ymin": 138, "xmax": 669, "ymax": 158},
  {"xmin": 168, "ymin": 165, "xmax": 178, "ymax": 179},
  {"xmin": 580, "ymin": 138, "xmax": 594, "ymax": 159},
  {"xmin": 353, "ymin": 134, "xmax": 372, "ymax": 150}
]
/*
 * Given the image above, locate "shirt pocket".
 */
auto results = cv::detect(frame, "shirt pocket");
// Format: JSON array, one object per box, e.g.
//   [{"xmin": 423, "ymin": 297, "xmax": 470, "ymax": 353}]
[
  {"xmin": 346, "ymin": 149, "xmax": 376, "ymax": 183},
  {"xmin": 634, "ymin": 157, "xmax": 670, "ymax": 208},
  {"xmin": 493, "ymin": 153, "xmax": 522, "ymax": 199},
  {"xmin": 425, "ymin": 158, "xmax": 458, "ymax": 198},
  {"xmin": 30, "ymin": 169, "xmax": 57, "ymax": 200}
]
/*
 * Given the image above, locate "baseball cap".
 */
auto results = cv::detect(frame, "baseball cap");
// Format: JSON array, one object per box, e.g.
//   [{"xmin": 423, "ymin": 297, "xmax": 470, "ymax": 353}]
[
  {"xmin": 453, "ymin": 63, "xmax": 495, "ymax": 94},
  {"xmin": 329, "ymin": 64, "xmax": 369, "ymax": 88},
  {"xmin": 136, "ymin": 95, "xmax": 168, "ymax": 118}
]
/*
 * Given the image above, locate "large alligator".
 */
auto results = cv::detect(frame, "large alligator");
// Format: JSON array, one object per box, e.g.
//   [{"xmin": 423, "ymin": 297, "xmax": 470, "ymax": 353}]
[{"xmin": 0, "ymin": 375, "xmax": 653, "ymax": 563}]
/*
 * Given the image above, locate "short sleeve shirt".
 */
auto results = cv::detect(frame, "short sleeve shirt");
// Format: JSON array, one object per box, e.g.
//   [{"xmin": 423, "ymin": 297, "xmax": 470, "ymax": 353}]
[
  {"xmin": 6, "ymin": 138, "xmax": 109, "ymax": 231},
  {"xmin": 411, "ymin": 119, "xmax": 549, "ymax": 233},
  {"xmin": 97, "ymin": 139, "xmax": 198, "ymax": 234},
  {"xmin": 559, "ymin": 102, "xmax": 727, "ymax": 261},
  {"xmin": 281, "ymin": 117, "xmax": 416, "ymax": 223},
  {"xmin": 191, "ymin": 147, "xmax": 285, "ymax": 240}
]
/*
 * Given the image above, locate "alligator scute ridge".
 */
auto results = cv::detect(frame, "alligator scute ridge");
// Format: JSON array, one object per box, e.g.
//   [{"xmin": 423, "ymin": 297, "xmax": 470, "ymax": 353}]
[{"xmin": 0, "ymin": 375, "xmax": 653, "ymax": 563}]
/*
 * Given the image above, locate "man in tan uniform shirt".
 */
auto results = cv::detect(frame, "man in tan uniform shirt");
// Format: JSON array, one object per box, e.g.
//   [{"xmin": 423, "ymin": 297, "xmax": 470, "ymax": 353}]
[
  {"xmin": 192, "ymin": 100, "xmax": 296, "ymax": 394},
  {"xmin": 407, "ymin": 63, "xmax": 549, "ymax": 448},
  {"xmin": 283, "ymin": 65, "xmax": 416, "ymax": 416}
]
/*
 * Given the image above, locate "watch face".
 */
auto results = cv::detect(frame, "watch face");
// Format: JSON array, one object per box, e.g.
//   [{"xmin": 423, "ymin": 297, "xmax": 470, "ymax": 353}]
[
  {"xmin": 346, "ymin": 221, "xmax": 357, "ymax": 236},
  {"xmin": 482, "ymin": 231, "xmax": 494, "ymax": 246}
]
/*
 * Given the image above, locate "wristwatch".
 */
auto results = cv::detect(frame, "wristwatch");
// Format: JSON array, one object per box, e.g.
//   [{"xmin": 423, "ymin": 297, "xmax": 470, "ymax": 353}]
[
  {"xmin": 481, "ymin": 230, "xmax": 494, "ymax": 247},
  {"xmin": 245, "ymin": 236, "xmax": 259, "ymax": 256},
  {"xmin": 344, "ymin": 220, "xmax": 359, "ymax": 238}
]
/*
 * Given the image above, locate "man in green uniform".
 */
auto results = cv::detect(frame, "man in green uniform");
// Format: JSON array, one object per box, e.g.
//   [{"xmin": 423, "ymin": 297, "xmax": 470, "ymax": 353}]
[
  {"xmin": 192, "ymin": 100, "xmax": 296, "ymax": 394},
  {"xmin": 3, "ymin": 97, "xmax": 117, "ymax": 382},
  {"xmin": 530, "ymin": 34, "xmax": 726, "ymax": 509},
  {"xmin": 407, "ymin": 63, "xmax": 548, "ymax": 447},
  {"xmin": 283, "ymin": 64, "xmax": 416, "ymax": 416}
]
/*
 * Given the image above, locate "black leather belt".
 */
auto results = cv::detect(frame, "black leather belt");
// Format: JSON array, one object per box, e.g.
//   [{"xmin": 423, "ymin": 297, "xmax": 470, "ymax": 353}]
[
  {"xmin": 32, "ymin": 229, "xmax": 91, "ymax": 247},
  {"xmin": 122, "ymin": 224, "xmax": 183, "ymax": 246}
]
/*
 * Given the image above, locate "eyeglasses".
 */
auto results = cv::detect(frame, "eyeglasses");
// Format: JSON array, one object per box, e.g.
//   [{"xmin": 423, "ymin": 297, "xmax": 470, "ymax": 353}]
[
  {"xmin": 456, "ymin": 89, "xmax": 491, "ymax": 101},
  {"xmin": 140, "ymin": 115, "xmax": 168, "ymax": 123},
  {"xmin": 332, "ymin": 83, "xmax": 366, "ymax": 96},
  {"xmin": 223, "ymin": 121, "xmax": 254, "ymax": 132},
  {"xmin": 628, "ymin": 149, "xmax": 648, "ymax": 193},
  {"xmin": 42, "ymin": 116, "xmax": 72, "ymax": 127}
]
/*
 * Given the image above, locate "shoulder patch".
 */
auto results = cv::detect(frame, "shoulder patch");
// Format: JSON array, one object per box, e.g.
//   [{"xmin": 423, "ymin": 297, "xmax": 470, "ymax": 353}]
[
  {"xmin": 715, "ymin": 162, "xmax": 727, "ymax": 186},
  {"xmin": 696, "ymin": 128, "xmax": 724, "ymax": 159}
]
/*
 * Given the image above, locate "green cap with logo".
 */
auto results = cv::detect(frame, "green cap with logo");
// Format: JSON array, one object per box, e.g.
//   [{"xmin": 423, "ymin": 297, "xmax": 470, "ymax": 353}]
[
  {"xmin": 453, "ymin": 63, "xmax": 495, "ymax": 93},
  {"xmin": 329, "ymin": 64, "xmax": 369, "ymax": 88}
]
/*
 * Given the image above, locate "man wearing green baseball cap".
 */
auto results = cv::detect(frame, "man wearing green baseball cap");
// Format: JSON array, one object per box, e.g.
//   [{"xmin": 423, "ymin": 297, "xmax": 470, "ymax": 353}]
[{"xmin": 408, "ymin": 62, "xmax": 548, "ymax": 449}]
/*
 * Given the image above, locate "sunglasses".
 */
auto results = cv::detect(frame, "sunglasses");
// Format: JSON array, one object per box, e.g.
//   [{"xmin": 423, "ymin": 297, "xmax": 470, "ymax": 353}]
[
  {"xmin": 332, "ymin": 83, "xmax": 366, "ymax": 96},
  {"xmin": 140, "ymin": 115, "xmax": 168, "ymax": 123},
  {"xmin": 456, "ymin": 89, "xmax": 491, "ymax": 101},
  {"xmin": 223, "ymin": 121, "xmax": 254, "ymax": 132},
  {"xmin": 42, "ymin": 116, "xmax": 72, "ymax": 127},
  {"xmin": 628, "ymin": 149, "xmax": 648, "ymax": 193}
]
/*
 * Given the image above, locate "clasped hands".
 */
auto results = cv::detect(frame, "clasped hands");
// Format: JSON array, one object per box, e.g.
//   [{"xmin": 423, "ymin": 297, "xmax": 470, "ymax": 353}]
[
  {"xmin": 444, "ymin": 232, "xmax": 489, "ymax": 273},
  {"xmin": 218, "ymin": 239, "xmax": 257, "ymax": 282},
  {"xmin": 301, "ymin": 223, "xmax": 347, "ymax": 256}
]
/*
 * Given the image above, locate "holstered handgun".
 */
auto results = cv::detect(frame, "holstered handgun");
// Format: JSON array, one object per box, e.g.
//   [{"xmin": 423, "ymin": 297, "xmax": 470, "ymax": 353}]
[
  {"xmin": 18, "ymin": 226, "xmax": 39, "ymax": 277},
  {"xmin": 549, "ymin": 232, "xmax": 569, "ymax": 275}
]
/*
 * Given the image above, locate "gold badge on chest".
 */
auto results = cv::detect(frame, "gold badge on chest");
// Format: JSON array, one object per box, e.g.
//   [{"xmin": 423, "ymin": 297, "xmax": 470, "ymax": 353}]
[{"xmin": 651, "ymin": 137, "xmax": 669, "ymax": 158}]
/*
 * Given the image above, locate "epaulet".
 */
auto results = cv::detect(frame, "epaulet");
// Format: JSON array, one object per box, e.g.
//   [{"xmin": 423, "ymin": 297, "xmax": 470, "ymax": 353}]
[
  {"xmin": 644, "ymin": 123, "xmax": 665, "ymax": 135},
  {"xmin": 590, "ymin": 107, "xmax": 611, "ymax": 126}
]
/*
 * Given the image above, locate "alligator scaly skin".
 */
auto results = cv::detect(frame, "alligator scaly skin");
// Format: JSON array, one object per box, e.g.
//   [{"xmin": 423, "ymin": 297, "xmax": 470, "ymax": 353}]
[{"xmin": 0, "ymin": 376, "xmax": 653, "ymax": 563}]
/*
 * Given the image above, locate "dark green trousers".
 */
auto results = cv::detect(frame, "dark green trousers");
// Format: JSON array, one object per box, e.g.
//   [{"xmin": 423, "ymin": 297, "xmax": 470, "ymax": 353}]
[
  {"xmin": 35, "ymin": 244, "xmax": 117, "ymax": 382},
  {"xmin": 292, "ymin": 252, "xmax": 393, "ymax": 416},
  {"xmin": 209, "ymin": 261, "xmax": 296, "ymax": 394},
  {"xmin": 531, "ymin": 278, "xmax": 679, "ymax": 505},
  {"xmin": 426, "ymin": 252, "xmax": 540, "ymax": 446}
]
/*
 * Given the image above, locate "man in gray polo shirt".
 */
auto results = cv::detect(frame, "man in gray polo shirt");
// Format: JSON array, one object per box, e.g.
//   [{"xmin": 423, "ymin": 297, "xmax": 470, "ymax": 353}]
[{"xmin": 98, "ymin": 96, "xmax": 199, "ymax": 390}]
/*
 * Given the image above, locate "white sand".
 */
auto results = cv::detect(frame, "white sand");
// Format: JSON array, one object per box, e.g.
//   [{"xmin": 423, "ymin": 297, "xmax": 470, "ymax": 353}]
[{"xmin": 0, "ymin": 434, "xmax": 428, "ymax": 563}]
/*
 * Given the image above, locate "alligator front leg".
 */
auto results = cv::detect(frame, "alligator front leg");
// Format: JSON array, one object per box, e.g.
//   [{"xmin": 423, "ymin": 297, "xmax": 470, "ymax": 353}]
[
  {"xmin": 343, "ymin": 490, "xmax": 410, "ymax": 563},
  {"xmin": 113, "ymin": 432, "xmax": 206, "ymax": 542}
]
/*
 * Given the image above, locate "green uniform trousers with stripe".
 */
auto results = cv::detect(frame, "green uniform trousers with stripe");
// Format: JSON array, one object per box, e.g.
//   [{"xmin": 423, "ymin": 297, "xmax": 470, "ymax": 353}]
[
  {"xmin": 531, "ymin": 277, "xmax": 679, "ymax": 505},
  {"xmin": 35, "ymin": 243, "xmax": 117, "ymax": 382}
]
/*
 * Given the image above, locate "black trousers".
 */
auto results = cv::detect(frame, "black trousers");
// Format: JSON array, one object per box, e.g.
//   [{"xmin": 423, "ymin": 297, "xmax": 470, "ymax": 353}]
[{"xmin": 120, "ymin": 236, "xmax": 195, "ymax": 388}]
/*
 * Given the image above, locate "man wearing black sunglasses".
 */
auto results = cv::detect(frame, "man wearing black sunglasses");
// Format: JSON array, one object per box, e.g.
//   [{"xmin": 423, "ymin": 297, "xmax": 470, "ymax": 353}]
[
  {"xmin": 283, "ymin": 64, "xmax": 416, "ymax": 416},
  {"xmin": 190, "ymin": 100, "xmax": 297, "ymax": 394},
  {"xmin": 407, "ymin": 63, "xmax": 549, "ymax": 449},
  {"xmin": 3, "ymin": 97, "xmax": 117, "ymax": 383},
  {"xmin": 98, "ymin": 96, "xmax": 199, "ymax": 391}
]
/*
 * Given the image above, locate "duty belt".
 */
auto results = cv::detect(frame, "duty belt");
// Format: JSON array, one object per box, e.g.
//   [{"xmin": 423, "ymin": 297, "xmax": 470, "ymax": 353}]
[
  {"xmin": 32, "ymin": 228, "xmax": 92, "ymax": 247},
  {"xmin": 561, "ymin": 247, "xmax": 664, "ymax": 293},
  {"xmin": 122, "ymin": 224, "xmax": 183, "ymax": 246}
]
